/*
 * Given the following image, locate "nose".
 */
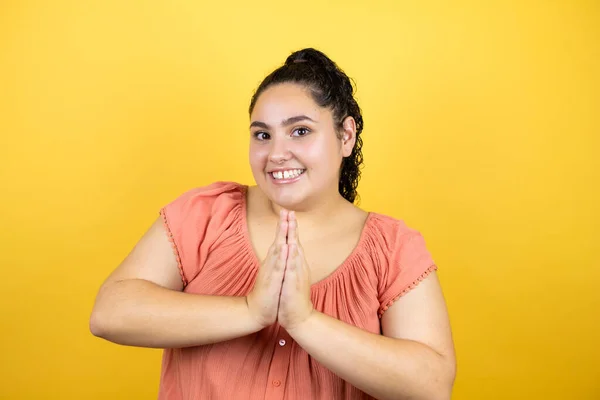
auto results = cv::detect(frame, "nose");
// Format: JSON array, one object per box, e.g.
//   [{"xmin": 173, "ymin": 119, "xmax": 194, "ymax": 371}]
[{"xmin": 268, "ymin": 136, "xmax": 292, "ymax": 164}]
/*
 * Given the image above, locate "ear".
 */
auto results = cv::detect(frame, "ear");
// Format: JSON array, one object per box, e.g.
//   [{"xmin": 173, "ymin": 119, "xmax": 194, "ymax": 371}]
[{"xmin": 340, "ymin": 116, "xmax": 357, "ymax": 157}]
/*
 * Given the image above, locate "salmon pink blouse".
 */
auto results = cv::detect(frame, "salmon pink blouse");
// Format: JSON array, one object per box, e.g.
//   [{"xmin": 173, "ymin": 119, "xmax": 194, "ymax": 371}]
[{"xmin": 157, "ymin": 181, "xmax": 437, "ymax": 400}]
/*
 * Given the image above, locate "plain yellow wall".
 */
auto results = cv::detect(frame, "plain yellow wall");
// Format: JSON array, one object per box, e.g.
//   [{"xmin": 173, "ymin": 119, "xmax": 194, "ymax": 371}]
[{"xmin": 1, "ymin": 1, "xmax": 598, "ymax": 399}]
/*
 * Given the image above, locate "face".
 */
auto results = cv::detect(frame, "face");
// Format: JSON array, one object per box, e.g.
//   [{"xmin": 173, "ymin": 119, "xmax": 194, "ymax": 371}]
[{"xmin": 249, "ymin": 83, "xmax": 355, "ymax": 210}]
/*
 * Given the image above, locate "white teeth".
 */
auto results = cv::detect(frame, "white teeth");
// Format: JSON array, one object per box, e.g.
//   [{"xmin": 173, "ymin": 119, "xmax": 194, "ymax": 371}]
[{"xmin": 271, "ymin": 169, "xmax": 304, "ymax": 180}]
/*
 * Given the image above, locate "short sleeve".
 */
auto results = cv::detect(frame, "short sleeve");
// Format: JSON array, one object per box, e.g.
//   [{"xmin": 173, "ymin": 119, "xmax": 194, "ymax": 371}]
[
  {"xmin": 377, "ymin": 223, "xmax": 438, "ymax": 317},
  {"xmin": 159, "ymin": 181, "xmax": 244, "ymax": 287}
]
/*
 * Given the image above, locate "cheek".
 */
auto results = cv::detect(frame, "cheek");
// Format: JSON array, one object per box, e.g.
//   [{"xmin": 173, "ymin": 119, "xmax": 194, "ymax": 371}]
[
  {"xmin": 292, "ymin": 142, "xmax": 320, "ymax": 169},
  {"xmin": 249, "ymin": 144, "xmax": 269, "ymax": 167},
  {"xmin": 301, "ymin": 137, "xmax": 341, "ymax": 167}
]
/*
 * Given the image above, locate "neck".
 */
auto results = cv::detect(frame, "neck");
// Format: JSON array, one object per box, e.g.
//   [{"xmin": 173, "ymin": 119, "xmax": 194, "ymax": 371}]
[{"xmin": 268, "ymin": 188, "xmax": 350, "ymax": 229}]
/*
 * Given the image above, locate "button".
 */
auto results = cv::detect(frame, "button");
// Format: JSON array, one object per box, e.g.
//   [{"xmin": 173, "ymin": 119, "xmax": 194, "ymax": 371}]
[
  {"xmin": 273, "ymin": 380, "xmax": 281, "ymax": 387},
  {"xmin": 278, "ymin": 339, "xmax": 286, "ymax": 346}
]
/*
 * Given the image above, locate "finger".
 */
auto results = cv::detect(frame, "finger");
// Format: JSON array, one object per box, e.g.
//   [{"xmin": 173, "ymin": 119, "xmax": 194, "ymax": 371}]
[
  {"xmin": 275, "ymin": 211, "xmax": 288, "ymax": 246},
  {"xmin": 287, "ymin": 211, "xmax": 298, "ymax": 245},
  {"xmin": 286, "ymin": 244, "xmax": 299, "ymax": 271},
  {"xmin": 266, "ymin": 214, "xmax": 285, "ymax": 262},
  {"xmin": 288, "ymin": 244, "xmax": 308, "ymax": 291},
  {"xmin": 294, "ymin": 244, "xmax": 309, "ymax": 278},
  {"xmin": 276, "ymin": 244, "xmax": 288, "ymax": 273}
]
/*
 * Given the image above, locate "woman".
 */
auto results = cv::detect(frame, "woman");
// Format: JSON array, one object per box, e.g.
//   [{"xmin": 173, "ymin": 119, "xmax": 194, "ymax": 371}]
[{"xmin": 90, "ymin": 48, "xmax": 456, "ymax": 400}]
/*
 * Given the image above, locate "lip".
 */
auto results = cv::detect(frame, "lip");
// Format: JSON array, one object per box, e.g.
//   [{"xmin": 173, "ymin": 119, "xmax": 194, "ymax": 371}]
[
  {"xmin": 267, "ymin": 169, "xmax": 305, "ymax": 185},
  {"xmin": 266, "ymin": 167, "xmax": 305, "ymax": 173}
]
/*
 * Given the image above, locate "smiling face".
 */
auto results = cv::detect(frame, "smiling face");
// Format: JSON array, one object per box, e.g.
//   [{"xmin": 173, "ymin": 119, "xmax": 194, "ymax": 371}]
[{"xmin": 249, "ymin": 83, "xmax": 354, "ymax": 210}]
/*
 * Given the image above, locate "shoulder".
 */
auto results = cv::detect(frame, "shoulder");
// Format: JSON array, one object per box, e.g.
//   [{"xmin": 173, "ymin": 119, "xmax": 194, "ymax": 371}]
[
  {"xmin": 162, "ymin": 181, "xmax": 246, "ymax": 213},
  {"xmin": 158, "ymin": 181, "xmax": 248, "ymax": 286},
  {"xmin": 367, "ymin": 212, "xmax": 425, "ymax": 249},
  {"xmin": 166, "ymin": 181, "xmax": 246, "ymax": 204},
  {"xmin": 160, "ymin": 181, "xmax": 248, "ymax": 232},
  {"xmin": 366, "ymin": 213, "xmax": 437, "ymax": 315}
]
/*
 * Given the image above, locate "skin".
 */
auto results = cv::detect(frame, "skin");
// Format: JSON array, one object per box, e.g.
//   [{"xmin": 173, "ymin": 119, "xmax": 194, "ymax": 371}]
[
  {"xmin": 261, "ymin": 209, "xmax": 455, "ymax": 400},
  {"xmin": 248, "ymin": 83, "xmax": 456, "ymax": 399},
  {"xmin": 248, "ymin": 82, "xmax": 356, "ymax": 214},
  {"xmin": 90, "ymin": 82, "xmax": 456, "ymax": 400},
  {"xmin": 246, "ymin": 82, "xmax": 359, "ymax": 327}
]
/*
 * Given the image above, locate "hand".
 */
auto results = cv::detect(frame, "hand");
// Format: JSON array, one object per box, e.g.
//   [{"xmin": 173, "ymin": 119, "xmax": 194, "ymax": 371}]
[
  {"xmin": 246, "ymin": 210, "xmax": 289, "ymax": 328},
  {"xmin": 278, "ymin": 211, "xmax": 314, "ymax": 331}
]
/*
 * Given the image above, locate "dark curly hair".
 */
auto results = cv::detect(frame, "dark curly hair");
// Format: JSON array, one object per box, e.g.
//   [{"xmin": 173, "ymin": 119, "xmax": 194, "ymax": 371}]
[{"xmin": 248, "ymin": 48, "xmax": 364, "ymax": 204}]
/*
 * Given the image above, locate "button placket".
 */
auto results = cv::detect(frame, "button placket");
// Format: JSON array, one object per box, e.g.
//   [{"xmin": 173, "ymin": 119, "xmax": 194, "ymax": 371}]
[{"xmin": 264, "ymin": 327, "xmax": 293, "ymax": 399}]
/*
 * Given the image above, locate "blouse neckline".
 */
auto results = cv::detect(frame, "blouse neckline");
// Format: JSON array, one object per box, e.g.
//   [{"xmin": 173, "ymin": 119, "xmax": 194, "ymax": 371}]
[{"xmin": 238, "ymin": 184, "xmax": 375, "ymax": 290}]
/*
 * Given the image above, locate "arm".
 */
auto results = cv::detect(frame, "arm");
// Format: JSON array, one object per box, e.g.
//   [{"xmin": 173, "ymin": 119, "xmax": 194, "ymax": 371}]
[
  {"xmin": 89, "ymin": 216, "xmax": 263, "ymax": 348},
  {"xmin": 287, "ymin": 273, "xmax": 456, "ymax": 400}
]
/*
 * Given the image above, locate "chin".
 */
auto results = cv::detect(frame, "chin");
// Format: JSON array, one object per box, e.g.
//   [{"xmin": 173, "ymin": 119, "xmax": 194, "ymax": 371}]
[
  {"xmin": 269, "ymin": 190, "xmax": 308, "ymax": 210},
  {"xmin": 257, "ymin": 181, "xmax": 308, "ymax": 210}
]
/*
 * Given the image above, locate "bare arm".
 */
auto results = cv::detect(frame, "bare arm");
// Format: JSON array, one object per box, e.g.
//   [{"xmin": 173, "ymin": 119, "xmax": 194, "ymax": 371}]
[
  {"xmin": 287, "ymin": 273, "xmax": 456, "ymax": 400},
  {"xmin": 89, "ymin": 216, "xmax": 264, "ymax": 348}
]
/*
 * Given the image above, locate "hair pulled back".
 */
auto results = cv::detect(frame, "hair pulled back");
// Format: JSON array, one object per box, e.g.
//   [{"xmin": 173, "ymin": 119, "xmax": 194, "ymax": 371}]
[{"xmin": 249, "ymin": 48, "xmax": 364, "ymax": 204}]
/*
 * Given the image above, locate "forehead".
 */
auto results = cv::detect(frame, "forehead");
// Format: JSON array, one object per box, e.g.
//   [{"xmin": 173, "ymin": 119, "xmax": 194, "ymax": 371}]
[{"xmin": 251, "ymin": 83, "xmax": 328, "ymax": 122}]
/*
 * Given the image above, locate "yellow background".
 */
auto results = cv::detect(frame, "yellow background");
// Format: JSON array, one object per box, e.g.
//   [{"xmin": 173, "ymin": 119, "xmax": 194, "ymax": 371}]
[{"xmin": 1, "ymin": 1, "xmax": 598, "ymax": 399}]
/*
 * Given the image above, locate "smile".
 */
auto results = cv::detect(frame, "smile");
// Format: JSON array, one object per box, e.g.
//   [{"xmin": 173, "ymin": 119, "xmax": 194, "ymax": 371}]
[{"xmin": 269, "ymin": 169, "xmax": 306, "ymax": 180}]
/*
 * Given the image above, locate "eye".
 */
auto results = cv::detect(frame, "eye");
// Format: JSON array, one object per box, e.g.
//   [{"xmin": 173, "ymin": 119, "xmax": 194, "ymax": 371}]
[
  {"xmin": 253, "ymin": 131, "xmax": 270, "ymax": 141},
  {"xmin": 292, "ymin": 127, "xmax": 310, "ymax": 137}
]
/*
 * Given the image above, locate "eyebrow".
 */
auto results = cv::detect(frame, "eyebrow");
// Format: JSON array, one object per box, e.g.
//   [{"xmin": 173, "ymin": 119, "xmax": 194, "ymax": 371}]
[{"xmin": 250, "ymin": 115, "xmax": 317, "ymax": 130}]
